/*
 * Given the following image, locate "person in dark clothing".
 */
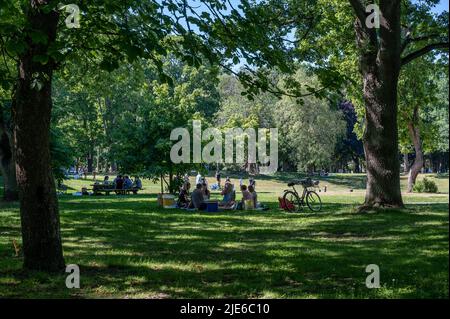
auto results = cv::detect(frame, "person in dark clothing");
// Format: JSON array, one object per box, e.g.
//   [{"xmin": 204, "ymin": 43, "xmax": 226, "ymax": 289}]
[
  {"xmin": 215, "ymin": 170, "xmax": 221, "ymax": 189},
  {"xmin": 189, "ymin": 183, "xmax": 206, "ymax": 210},
  {"xmin": 177, "ymin": 182, "xmax": 191, "ymax": 208},
  {"xmin": 249, "ymin": 177, "xmax": 256, "ymax": 189},
  {"xmin": 114, "ymin": 175, "xmax": 124, "ymax": 194}
]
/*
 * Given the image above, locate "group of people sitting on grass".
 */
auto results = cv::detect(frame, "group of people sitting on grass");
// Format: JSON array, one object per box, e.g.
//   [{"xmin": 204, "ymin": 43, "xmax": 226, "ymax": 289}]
[
  {"xmin": 176, "ymin": 175, "xmax": 260, "ymax": 211},
  {"xmin": 177, "ymin": 181, "xmax": 210, "ymax": 210}
]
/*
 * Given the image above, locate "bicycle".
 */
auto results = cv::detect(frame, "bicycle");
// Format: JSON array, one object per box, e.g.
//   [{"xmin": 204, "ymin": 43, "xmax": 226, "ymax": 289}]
[{"xmin": 282, "ymin": 178, "xmax": 322, "ymax": 212}]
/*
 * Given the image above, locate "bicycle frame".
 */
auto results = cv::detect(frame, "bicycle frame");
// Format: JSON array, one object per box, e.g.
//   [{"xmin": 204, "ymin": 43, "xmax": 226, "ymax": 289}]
[
  {"xmin": 285, "ymin": 185, "xmax": 308, "ymax": 204},
  {"xmin": 283, "ymin": 181, "xmax": 322, "ymax": 213}
]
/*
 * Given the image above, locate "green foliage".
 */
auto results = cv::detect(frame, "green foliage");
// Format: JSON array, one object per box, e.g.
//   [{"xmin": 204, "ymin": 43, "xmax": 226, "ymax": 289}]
[
  {"xmin": 290, "ymin": 0, "xmax": 449, "ymax": 140},
  {"xmin": 426, "ymin": 74, "xmax": 449, "ymax": 153},
  {"xmin": 215, "ymin": 68, "xmax": 347, "ymax": 172},
  {"xmin": 52, "ymin": 56, "xmax": 220, "ymax": 185},
  {"xmin": 0, "ymin": 0, "xmax": 305, "ymax": 100},
  {"xmin": 398, "ymin": 57, "xmax": 442, "ymax": 154},
  {"xmin": 413, "ymin": 177, "xmax": 439, "ymax": 193},
  {"xmin": 50, "ymin": 127, "xmax": 75, "ymax": 183},
  {"xmin": 274, "ymin": 69, "xmax": 346, "ymax": 171}
]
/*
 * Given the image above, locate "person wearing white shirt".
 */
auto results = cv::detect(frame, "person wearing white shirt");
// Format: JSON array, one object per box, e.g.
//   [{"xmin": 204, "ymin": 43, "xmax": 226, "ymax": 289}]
[{"xmin": 195, "ymin": 172, "xmax": 202, "ymax": 185}]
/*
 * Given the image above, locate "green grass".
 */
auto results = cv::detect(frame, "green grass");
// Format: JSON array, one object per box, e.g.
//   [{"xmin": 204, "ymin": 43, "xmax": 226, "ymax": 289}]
[{"xmin": 0, "ymin": 174, "xmax": 448, "ymax": 298}]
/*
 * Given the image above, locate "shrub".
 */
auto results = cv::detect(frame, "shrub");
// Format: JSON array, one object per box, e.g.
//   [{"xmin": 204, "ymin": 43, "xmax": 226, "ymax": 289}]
[{"xmin": 413, "ymin": 177, "xmax": 438, "ymax": 193}]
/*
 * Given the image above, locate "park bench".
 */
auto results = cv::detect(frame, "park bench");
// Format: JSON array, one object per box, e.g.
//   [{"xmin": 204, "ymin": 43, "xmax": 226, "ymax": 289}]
[{"xmin": 91, "ymin": 184, "xmax": 143, "ymax": 195}]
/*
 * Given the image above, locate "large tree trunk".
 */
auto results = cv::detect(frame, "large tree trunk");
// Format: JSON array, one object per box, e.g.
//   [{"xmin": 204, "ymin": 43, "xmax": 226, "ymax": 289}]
[
  {"xmin": 353, "ymin": 0, "xmax": 404, "ymax": 208},
  {"xmin": 407, "ymin": 115, "xmax": 424, "ymax": 192},
  {"xmin": 403, "ymin": 153, "xmax": 410, "ymax": 174},
  {"xmin": 353, "ymin": 156, "xmax": 360, "ymax": 173},
  {"xmin": 0, "ymin": 125, "xmax": 19, "ymax": 201},
  {"xmin": 12, "ymin": 2, "xmax": 65, "ymax": 271},
  {"xmin": 87, "ymin": 152, "xmax": 94, "ymax": 173}
]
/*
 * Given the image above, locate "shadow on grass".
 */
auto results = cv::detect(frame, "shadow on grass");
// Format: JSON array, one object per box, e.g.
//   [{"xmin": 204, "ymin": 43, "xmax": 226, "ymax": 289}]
[{"xmin": 0, "ymin": 194, "xmax": 448, "ymax": 298}]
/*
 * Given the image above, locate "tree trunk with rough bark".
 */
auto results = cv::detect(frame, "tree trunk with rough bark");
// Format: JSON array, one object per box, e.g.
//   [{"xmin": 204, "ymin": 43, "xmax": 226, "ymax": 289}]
[
  {"xmin": 352, "ymin": 0, "xmax": 404, "ymax": 208},
  {"xmin": 12, "ymin": 2, "xmax": 65, "ymax": 271},
  {"xmin": 353, "ymin": 156, "xmax": 361, "ymax": 173},
  {"xmin": 87, "ymin": 152, "xmax": 94, "ymax": 173},
  {"xmin": 407, "ymin": 114, "xmax": 424, "ymax": 192}
]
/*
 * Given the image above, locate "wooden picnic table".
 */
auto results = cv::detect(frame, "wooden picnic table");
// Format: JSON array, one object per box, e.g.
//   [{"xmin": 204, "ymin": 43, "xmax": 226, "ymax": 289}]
[{"xmin": 90, "ymin": 184, "xmax": 143, "ymax": 195}]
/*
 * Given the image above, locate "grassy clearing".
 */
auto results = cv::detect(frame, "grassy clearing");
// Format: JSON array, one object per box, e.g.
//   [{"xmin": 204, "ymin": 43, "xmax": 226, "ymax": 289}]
[{"xmin": 0, "ymin": 173, "xmax": 448, "ymax": 298}]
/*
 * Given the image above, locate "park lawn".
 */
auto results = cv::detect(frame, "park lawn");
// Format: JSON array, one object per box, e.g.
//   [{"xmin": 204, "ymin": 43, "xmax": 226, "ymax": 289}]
[
  {"xmin": 0, "ymin": 174, "xmax": 448, "ymax": 298},
  {"xmin": 57, "ymin": 172, "xmax": 449, "ymax": 198}
]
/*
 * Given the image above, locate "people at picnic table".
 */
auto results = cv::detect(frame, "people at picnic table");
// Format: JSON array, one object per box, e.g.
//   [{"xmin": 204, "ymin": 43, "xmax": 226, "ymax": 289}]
[
  {"xmin": 114, "ymin": 175, "xmax": 124, "ymax": 190},
  {"xmin": 133, "ymin": 176, "xmax": 142, "ymax": 189},
  {"xmin": 103, "ymin": 176, "xmax": 111, "ymax": 185},
  {"xmin": 123, "ymin": 176, "xmax": 133, "ymax": 189}
]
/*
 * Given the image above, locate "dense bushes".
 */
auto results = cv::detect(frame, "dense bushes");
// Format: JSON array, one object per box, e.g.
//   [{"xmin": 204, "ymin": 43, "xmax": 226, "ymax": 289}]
[{"xmin": 413, "ymin": 177, "xmax": 439, "ymax": 193}]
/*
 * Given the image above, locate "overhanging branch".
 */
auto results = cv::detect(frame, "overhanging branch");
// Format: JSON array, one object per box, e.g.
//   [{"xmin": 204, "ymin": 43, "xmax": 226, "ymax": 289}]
[{"xmin": 401, "ymin": 42, "xmax": 449, "ymax": 66}]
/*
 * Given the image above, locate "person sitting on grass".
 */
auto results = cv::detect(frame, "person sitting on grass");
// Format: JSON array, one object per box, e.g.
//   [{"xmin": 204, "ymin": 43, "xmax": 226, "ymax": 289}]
[
  {"xmin": 189, "ymin": 183, "xmax": 206, "ymax": 210},
  {"xmin": 177, "ymin": 182, "xmax": 191, "ymax": 208},
  {"xmin": 249, "ymin": 177, "xmax": 256, "ymax": 190},
  {"xmin": 239, "ymin": 184, "xmax": 252, "ymax": 209},
  {"xmin": 202, "ymin": 182, "xmax": 210, "ymax": 200},
  {"xmin": 248, "ymin": 184, "xmax": 257, "ymax": 209},
  {"xmin": 219, "ymin": 182, "xmax": 235, "ymax": 209}
]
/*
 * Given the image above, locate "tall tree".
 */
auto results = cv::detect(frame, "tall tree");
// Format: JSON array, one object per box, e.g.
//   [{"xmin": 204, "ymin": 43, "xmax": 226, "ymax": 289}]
[
  {"xmin": 291, "ymin": 0, "xmax": 448, "ymax": 208},
  {"xmin": 348, "ymin": 0, "xmax": 448, "ymax": 208},
  {"xmin": 398, "ymin": 57, "xmax": 444, "ymax": 192},
  {"xmin": 11, "ymin": 1, "xmax": 65, "ymax": 271},
  {"xmin": 2, "ymin": 0, "xmax": 186, "ymax": 271},
  {"xmin": 0, "ymin": 0, "xmax": 303, "ymax": 271}
]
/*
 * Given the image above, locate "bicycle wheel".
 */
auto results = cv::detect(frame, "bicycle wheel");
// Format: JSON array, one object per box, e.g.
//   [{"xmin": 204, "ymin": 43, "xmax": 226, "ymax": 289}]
[
  {"xmin": 282, "ymin": 191, "xmax": 301, "ymax": 212},
  {"xmin": 306, "ymin": 191, "xmax": 322, "ymax": 212}
]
